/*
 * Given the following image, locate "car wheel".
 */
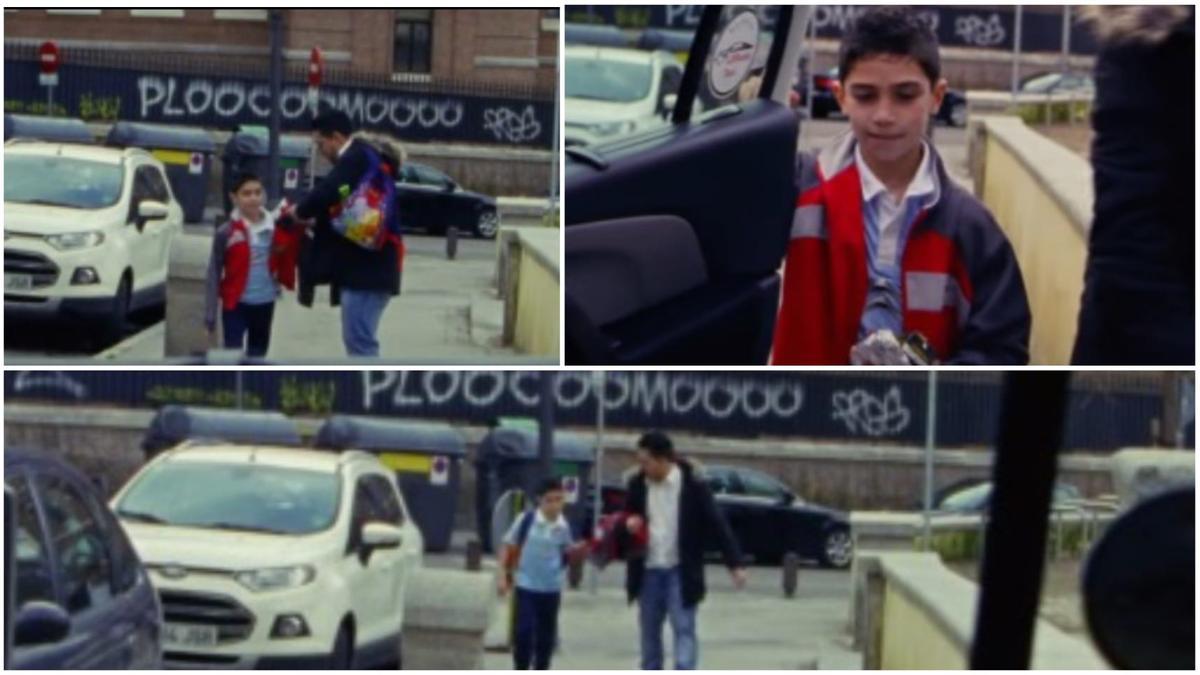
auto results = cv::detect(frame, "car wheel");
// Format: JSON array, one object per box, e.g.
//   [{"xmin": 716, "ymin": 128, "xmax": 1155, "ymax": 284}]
[
  {"xmin": 104, "ymin": 273, "xmax": 132, "ymax": 341},
  {"xmin": 329, "ymin": 623, "xmax": 354, "ymax": 669},
  {"xmin": 475, "ymin": 209, "xmax": 500, "ymax": 239},
  {"xmin": 950, "ymin": 102, "xmax": 968, "ymax": 128},
  {"xmin": 819, "ymin": 528, "xmax": 853, "ymax": 569}
]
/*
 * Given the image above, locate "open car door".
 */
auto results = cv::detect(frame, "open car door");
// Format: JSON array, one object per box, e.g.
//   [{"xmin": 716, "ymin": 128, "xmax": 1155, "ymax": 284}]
[{"xmin": 565, "ymin": 6, "xmax": 813, "ymax": 364}]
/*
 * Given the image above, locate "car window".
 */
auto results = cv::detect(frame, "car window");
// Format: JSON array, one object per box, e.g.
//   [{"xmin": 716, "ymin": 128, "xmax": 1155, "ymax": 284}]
[
  {"xmin": 398, "ymin": 164, "xmax": 420, "ymax": 184},
  {"xmin": 348, "ymin": 477, "xmax": 385, "ymax": 551},
  {"xmin": 704, "ymin": 469, "xmax": 733, "ymax": 495},
  {"xmin": 363, "ymin": 474, "xmax": 405, "ymax": 526},
  {"xmin": 142, "ymin": 165, "xmax": 171, "ymax": 203},
  {"xmin": 738, "ymin": 469, "xmax": 786, "ymax": 499},
  {"xmin": 409, "ymin": 164, "xmax": 445, "ymax": 187},
  {"xmin": 88, "ymin": 492, "xmax": 140, "ymax": 594},
  {"xmin": 658, "ymin": 63, "xmax": 683, "ymax": 113},
  {"xmin": 10, "ymin": 475, "xmax": 56, "ymax": 609},
  {"xmin": 38, "ymin": 475, "xmax": 114, "ymax": 615},
  {"xmin": 3, "ymin": 154, "xmax": 124, "ymax": 209}
]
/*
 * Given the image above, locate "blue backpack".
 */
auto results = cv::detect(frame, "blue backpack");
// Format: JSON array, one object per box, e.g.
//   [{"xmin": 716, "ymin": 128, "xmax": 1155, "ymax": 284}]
[{"xmin": 329, "ymin": 145, "xmax": 400, "ymax": 250}]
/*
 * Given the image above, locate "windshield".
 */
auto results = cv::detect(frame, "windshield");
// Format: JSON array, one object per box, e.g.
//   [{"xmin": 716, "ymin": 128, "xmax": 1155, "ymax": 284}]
[
  {"xmin": 940, "ymin": 483, "xmax": 992, "ymax": 511},
  {"xmin": 1021, "ymin": 73, "xmax": 1062, "ymax": 93},
  {"xmin": 116, "ymin": 460, "xmax": 340, "ymax": 535},
  {"xmin": 4, "ymin": 154, "xmax": 124, "ymax": 209},
  {"xmin": 565, "ymin": 55, "xmax": 654, "ymax": 103}
]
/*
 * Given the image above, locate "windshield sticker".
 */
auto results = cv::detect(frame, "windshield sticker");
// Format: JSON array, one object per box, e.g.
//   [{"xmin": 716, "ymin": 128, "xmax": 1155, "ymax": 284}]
[{"xmin": 708, "ymin": 11, "xmax": 761, "ymax": 98}]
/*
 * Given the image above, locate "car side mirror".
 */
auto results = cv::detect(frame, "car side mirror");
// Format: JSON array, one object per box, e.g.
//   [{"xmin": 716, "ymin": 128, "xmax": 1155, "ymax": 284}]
[
  {"xmin": 779, "ymin": 491, "xmax": 796, "ymax": 506},
  {"xmin": 443, "ymin": 180, "xmax": 457, "ymax": 193},
  {"xmin": 661, "ymin": 93, "xmax": 678, "ymax": 118},
  {"xmin": 362, "ymin": 522, "xmax": 402, "ymax": 550},
  {"xmin": 14, "ymin": 601, "xmax": 71, "ymax": 647},
  {"xmin": 136, "ymin": 200, "xmax": 169, "ymax": 230}
]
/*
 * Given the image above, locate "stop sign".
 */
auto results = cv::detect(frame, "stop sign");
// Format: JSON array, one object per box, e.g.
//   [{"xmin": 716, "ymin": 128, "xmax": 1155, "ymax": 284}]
[
  {"xmin": 39, "ymin": 41, "xmax": 59, "ymax": 74},
  {"xmin": 307, "ymin": 47, "xmax": 323, "ymax": 88}
]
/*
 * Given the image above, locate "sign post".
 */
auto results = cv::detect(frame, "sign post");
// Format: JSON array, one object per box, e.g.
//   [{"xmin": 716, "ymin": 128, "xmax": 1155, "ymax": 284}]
[
  {"xmin": 38, "ymin": 41, "xmax": 59, "ymax": 116},
  {"xmin": 307, "ymin": 47, "xmax": 323, "ymax": 190}
]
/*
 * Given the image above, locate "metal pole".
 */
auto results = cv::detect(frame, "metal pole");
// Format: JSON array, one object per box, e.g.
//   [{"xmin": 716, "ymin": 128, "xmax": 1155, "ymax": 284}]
[
  {"xmin": 267, "ymin": 10, "xmax": 284, "ymax": 206},
  {"xmin": 548, "ymin": 48, "xmax": 560, "ymax": 213},
  {"xmin": 922, "ymin": 371, "xmax": 937, "ymax": 550},
  {"xmin": 589, "ymin": 371, "xmax": 606, "ymax": 595},
  {"xmin": 1060, "ymin": 5, "xmax": 1071, "ymax": 75},
  {"xmin": 46, "ymin": 86, "xmax": 53, "ymax": 117},
  {"xmin": 537, "ymin": 372, "xmax": 556, "ymax": 482},
  {"xmin": 1010, "ymin": 6, "xmax": 1023, "ymax": 104},
  {"xmin": 235, "ymin": 372, "xmax": 244, "ymax": 410}
]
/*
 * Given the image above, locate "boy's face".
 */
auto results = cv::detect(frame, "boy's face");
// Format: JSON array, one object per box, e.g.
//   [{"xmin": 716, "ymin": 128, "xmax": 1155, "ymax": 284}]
[
  {"xmin": 539, "ymin": 489, "xmax": 566, "ymax": 519},
  {"xmin": 835, "ymin": 55, "xmax": 947, "ymax": 165},
  {"xmin": 232, "ymin": 180, "xmax": 264, "ymax": 221}
]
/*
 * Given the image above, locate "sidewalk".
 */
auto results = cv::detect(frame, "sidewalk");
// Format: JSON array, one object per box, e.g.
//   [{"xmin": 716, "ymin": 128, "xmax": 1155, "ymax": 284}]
[{"xmin": 477, "ymin": 562, "xmax": 862, "ymax": 670}]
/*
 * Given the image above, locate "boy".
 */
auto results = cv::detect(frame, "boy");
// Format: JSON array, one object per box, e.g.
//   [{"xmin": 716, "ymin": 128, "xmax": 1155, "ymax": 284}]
[
  {"xmin": 498, "ymin": 478, "xmax": 587, "ymax": 670},
  {"xmin": 772, "ymin": 7, "xmax": 1031, "ymax": 365}
]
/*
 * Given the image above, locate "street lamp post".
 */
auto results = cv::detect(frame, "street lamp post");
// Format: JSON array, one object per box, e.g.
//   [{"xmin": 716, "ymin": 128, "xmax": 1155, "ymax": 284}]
[
  {"xmin": 922, "ymin": 371, "xmax": 937, "ymax": 549},
  {"xmin": 267, "ymin": 10, "xmax": 284, "ymax": 205},
  {"xmin": 589, "ymin": 371, "xmax": 606, "ymax": 595}
]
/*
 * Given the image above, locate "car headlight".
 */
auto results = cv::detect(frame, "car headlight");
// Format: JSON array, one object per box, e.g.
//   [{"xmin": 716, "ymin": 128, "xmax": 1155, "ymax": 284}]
[
  {"xmin": 234, "ymin": 565, "xmax": 316, "ymax": 592},
  {"xmin": 44, "ymin": 231, "xmax": 105, "ymax": 251},
  {"xmin": 587, "ymin": 120, "xmax": 636, "ymax": 137}
]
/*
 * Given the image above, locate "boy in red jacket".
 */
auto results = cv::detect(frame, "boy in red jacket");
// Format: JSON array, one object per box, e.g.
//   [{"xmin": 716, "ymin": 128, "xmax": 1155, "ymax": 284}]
[
  {"xmin": 203, "ymin": 173, "xmax": 298, "ymax": 357},
  {"xmin": 772, "ymin": 7, "xmax": 1030, "ymax": 365}
]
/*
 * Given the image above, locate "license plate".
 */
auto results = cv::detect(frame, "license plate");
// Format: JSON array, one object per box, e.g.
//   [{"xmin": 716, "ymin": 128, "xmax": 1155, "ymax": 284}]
[
  {"xmin": 4, "ymin": 274, "xmax": 33, "ymax": 291},
  {"xmin": 163, "ymin": 623, "xmax": 219, "ymax": 648}
]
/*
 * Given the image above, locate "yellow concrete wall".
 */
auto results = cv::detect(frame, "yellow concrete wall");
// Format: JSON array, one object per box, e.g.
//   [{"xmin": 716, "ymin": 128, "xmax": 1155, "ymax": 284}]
[
  {"xmin": 880, "ymin": 584, "xmax": 967, "ymax": 670},
  {"xmin": 980, "ymin": 138, "xmax": 1087, "ymax": 365},
  {"xmin": 514, "ymin": 252, "xmax": 560, "ymax": 357}
]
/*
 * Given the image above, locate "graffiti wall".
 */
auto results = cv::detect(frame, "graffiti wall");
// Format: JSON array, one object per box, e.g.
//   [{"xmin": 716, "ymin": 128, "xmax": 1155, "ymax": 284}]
[
  {"xmin": 566, "ymin": 5, "xmax": 1099, "ymax": 54},
  {"xmin": 3, "ymin": 61, "xmax": 554, "ymax": 148},
  {"xmin": 5, "ymin": 371, "xmax": 1159, "ymax": 451}
]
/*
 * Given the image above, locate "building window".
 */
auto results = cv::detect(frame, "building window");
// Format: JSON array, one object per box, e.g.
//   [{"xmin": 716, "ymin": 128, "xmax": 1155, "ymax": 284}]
[
  {"xmin": 213, "ymin": 9, "xmax": 267, "ymax": 21},
  {"xmin": 130, "ymin": 10, "xmax": 184, "ymax": 19},
  {"xmin": 394, "ymin": 9, "xmax": 433, "ymax": 74},
  {"xmin": 542, "ymin": 8, "xmax": 560, "ymax": 32}
]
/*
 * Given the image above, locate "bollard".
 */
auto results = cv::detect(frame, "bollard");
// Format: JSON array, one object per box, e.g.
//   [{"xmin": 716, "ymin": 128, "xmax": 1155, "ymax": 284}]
[
  {"xmin": 567, "ymin": 555, "xmax": 584, "ymax": 590},
  {"xmin": 466, "ymin": 538, "xmax": 482, "ymax": 572},
  {"xmin": 782, "ymin": 552, "xmax": 800, "ymax": 598},
  {"xmin": 404, "ymin": 567, "xmax": 495, "ymax": 669},
  {"xmin": 446, "ymin": 225, "xmax": 459, "ymax": 260}
]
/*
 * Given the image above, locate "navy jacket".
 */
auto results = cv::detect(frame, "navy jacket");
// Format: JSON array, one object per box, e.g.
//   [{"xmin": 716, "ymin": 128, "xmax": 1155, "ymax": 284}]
[{"xmin": 296, "ymin": 138, "xmax": 399, "ymax": 295}]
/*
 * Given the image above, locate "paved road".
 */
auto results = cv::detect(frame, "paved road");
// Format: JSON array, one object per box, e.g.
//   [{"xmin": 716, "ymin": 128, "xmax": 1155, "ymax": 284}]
[{"xmin": 4, "ymin": 233, "xmax": 507, "ymax": 361}]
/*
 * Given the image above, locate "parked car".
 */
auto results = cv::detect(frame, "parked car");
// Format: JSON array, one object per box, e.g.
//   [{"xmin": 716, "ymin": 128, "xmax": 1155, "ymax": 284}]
[
  {"xmin": 4, "ymin": 141, "xmax": 183, "ymax": 338},
  {"xmin": 937, "ymin": 480, "xmax": 1082, "ymax": 513},
  {"xmin": 564, "ymin": 45, "xmax": 684, "ymax": 147},
  {"xmin": 111, "ymin": 443, "xmax": 424, "ymax": 669},
  {"xmin": 588, "ymin": 465, "xmax": 852, "ymax": 569},
  {"xmin": 396, "ymin": 162, "xmax": 500, "ymax": 239},
  {"xmin": 1020, "ymin": 71, "xmax": 1095, "ymax": 95},
  {"xmin": 5, "ymin": 447, "xmax": 162, "ymax": 669}
]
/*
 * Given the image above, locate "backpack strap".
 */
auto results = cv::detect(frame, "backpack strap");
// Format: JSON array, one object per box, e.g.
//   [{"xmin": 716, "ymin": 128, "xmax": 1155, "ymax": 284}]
[
  {"xmin": 503, "ymin": 510, "xmax": 537, "ymax": 581},
  {"xmin": 516, "ymin": 509, "xmax": 536, "ymax": 548}
]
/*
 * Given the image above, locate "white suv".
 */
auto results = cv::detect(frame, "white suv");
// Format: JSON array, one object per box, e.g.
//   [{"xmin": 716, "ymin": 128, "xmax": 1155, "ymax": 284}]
[
  {"xmin": 4, "ymin": 141, "xmax": 183, "ymax": 337},
  {"xmin": 564, "ymin": 46, "xmax": 684, "ymax": 146},
  {"xmin": 111, "ymin": 443, "xmax": 423, "ymax": 669}
]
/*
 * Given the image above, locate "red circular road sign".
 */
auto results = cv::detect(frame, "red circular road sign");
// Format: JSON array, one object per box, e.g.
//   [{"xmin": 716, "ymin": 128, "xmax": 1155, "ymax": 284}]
[
  {"xmin": 307, "ymin": 47, "xmax": 323, "ymax": 88},
  {"xmin": 39, "ymin": 41, "xmax": 60, "ymax": 74}
]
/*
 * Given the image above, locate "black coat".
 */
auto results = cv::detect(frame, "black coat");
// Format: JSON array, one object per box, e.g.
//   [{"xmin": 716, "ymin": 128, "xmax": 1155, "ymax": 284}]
[
  {"xmin": 1072, "ymin": 9, "xmax": 1194, "ymax": 364},
  {"xmin": 619, "ymin": 460, "xmax": 741, "ymax": 608},
  {"xmin": 296, "ymin": 139, "xmax": 399, "ymax": 295}
]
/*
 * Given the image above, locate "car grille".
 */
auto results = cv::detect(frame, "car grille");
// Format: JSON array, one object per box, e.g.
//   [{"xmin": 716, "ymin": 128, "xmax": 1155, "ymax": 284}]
[
  {"xmin": 158, "ymin": 590, "xmax": 255, "ymax": 644},
  {"xmin": 5, "ymin": 250, "xmax": 59, "ymax": 288}
]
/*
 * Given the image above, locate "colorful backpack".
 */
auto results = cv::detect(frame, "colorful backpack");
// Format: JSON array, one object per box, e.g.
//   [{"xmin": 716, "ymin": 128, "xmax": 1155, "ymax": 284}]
[{"xmin": 329, "ymin": 145, "xmax": 400, "ymax": 250}]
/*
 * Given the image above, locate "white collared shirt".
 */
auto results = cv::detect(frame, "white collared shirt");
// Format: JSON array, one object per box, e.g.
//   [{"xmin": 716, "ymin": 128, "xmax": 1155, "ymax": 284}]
[
  {"xmin": 646, "ymin": 464, "xmax": 682, "ymax": 569},
  {"xmin": 855, "ymin": 142, "xmax": 941, "ymax": 338},
  {"xmin": 336, "ymin": 138, "xmax": 351, "ymax": 161}
]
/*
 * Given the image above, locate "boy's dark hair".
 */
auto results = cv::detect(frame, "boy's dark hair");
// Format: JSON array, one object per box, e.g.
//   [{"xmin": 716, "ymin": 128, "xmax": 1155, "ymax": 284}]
[
  {"xmin": 312, "ymin": 110, "xmax": 353, "ymax": 138},
  {"xmin": 230, "ymin": 172, "xmax": 262, "ymax": 193},
  {"xmin": 839, "ymin": 7, "xmax": 941, "ymax": 86},
  {"xmin": 637, "ymin": 430, "xmax": 675, "ymax": 461},
  {"xmin": 535, "ymin": 477, "xmax": 565, "ymax": 499}
]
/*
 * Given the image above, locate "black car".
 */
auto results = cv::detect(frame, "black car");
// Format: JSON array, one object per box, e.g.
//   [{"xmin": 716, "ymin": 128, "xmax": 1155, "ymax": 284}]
[
  {"xmin": 590, "ymin": 465, "xmax": 853, "ymax": 569},
  {"xmin": 395, "ymin": 162, "xmax": 500, "ymax": 239},
  {"xmin": 702, "ymin": 465, "xmax": 853, "ymax": 568},
  {"xmin": 5, "ymin": 447, "xmax": 162, "ymax": 669}
]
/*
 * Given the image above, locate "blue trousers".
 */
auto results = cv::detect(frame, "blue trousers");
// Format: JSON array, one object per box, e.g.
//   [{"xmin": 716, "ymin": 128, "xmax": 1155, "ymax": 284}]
[
  {"xmin": 514, "ymin": 588, "xmax": 560, "ymax": 670},
  {"xmin": 639, "ymin": 567, "xmax": 697, "ymax": 670}
]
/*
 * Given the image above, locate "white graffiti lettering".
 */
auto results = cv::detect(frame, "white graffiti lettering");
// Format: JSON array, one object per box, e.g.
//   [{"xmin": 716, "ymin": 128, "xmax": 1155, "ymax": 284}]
[
  {"xmin": 137, "ymin": 75, "xmax": 468, "ymax": 132},
  {"xmin": 831, "ymin": 386, "xmax": 911, "ymax": 437},
  {"xmin": 463, "ymin": 372, "xmax": 505, "ymax": 408},
  {"xmin": 509, "ymin": 372, "xmax": 541, "ymax": 407},
  {"xmin": 424, "ymin": 371, "xmax": 461, "ymax": 405},
  {"xmin": 813, "ymin": 6, "xmax": 868, "ymax": 32},
  {"xmin": 13, "ymin": 371, "xmax": 88, "ymax": 400},
  {"xmin": 482, "ymin": 105, "xmax": 542, "ymax": 143},
  {"xmin": 665, "ymin": 4, "xmax": 704, "ymax": 28},
  {"xmin": 955, "ymin": 13, "xmax": 1006, "ymax": 48}
]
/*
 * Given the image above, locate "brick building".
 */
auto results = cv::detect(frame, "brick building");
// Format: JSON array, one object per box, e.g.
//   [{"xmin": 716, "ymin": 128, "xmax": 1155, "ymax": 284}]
[{"xmin": 3, "ymin": 8, "xmax": 559, "ymax": 90}]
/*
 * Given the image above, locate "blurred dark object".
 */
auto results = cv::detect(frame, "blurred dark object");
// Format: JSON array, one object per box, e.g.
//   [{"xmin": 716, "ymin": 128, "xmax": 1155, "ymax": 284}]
[
  {"xmin": 1072, "ymin": 6, "xmax": 1194, "ymax": 365},
  {"xmin": 1083, "ymin": 486, "xmax": 1194, "ymax": 669}
]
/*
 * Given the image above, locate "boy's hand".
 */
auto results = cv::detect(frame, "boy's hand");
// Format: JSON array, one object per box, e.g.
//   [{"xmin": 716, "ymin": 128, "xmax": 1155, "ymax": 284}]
[
  {"xmin": 730, "ymin": 567, "xmax": 748, "ymax": 590},
  {"xmin": 497, "ymin": 575, "xmax": 511, "ymax": 597},
  {"xmin": 850, "ymin": 330, "xmax": 911, "ymax": 365},
  {"xmin": 625, "ymin": 515, "xmax": 644, "ymax": 533}
]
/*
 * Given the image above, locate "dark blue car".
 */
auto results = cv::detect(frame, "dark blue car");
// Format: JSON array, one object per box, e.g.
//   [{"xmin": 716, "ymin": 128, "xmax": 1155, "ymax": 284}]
[{"xmin": 5, "ymin": 448, "xmax": 161, "ymax": 669}]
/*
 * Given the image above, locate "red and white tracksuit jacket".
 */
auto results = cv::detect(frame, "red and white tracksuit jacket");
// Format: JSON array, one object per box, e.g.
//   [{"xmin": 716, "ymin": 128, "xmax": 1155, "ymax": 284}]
[{"xmin": 771, "ymin": 132, "xmax": 1031, "ymax": 364}]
